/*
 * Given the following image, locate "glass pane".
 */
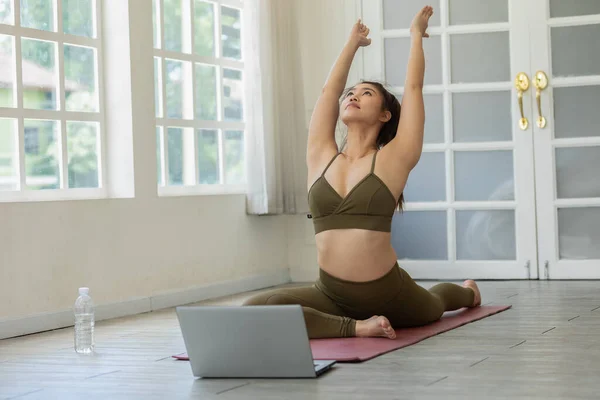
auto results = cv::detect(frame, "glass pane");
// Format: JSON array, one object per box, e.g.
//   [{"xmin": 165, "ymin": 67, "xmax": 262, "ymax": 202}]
[
  {"xmin": 194, "ymin": 0, "xmax": 214, "ymax": 57},
  {"xmin": 558, "ymin": 207, "xmax": 600, "ymax": 259},
  {"xmin": 0, "ymin": 0, "xmax": 14, "ymax": 25},
  {"xmin": 154, "ymin": 57, "xmax": 162, "ymax": 118},
  {"xmin": 454, "ymin": 151, "xmax": 514, "ymax": 201},
  {"xmin": 153, "ymin": 0, "xmax": 160, "ymax": 49},
  {"xmin": 423, "ymin": 94, "xmax": 444, "ymax": 144},
  {"xmin": 21, "ymin": 0, "xmax": 54, "ymax": 31},
  {"xmin": 63, "ymin": 0, "xmax": 94, "ymax": 37},
  {"xmin": 385, "ymin": 36, "xmax": 442, "ymax": 86},
  {"xmin": 0, "ymin": 34, "xmax": 15, "ymax": 107},
  {"xmin": 24, "ymin": 119, "xmax": 59, "ymax": 190},
  {"xmin": 21, "ymin": 38, "xmax": 57, "ymax": 110},
  {"xmin": 163, "ymin": 0, "xmax": 184, "ymax": 52},
  {"xmin": 556, "ymin": 147, "xmax": 600, "ymax": 199},
  {"xmin": 224, "ymin": 130, "xmax": 244, "ymax": 184},
  {"xmin": 449, "ymin": 0, "xmax": 508, "ymax": 25},
  {"xmin": 453, "ymin": 91, "xmax": 512, "ymax": 142},
  {"xmin": 456, "ymin": 210, "xmax": 516, "ymax": 260},
  {"xmin": 166, "ymin": 59, "xmax": 192, "ymax": 119},
  {"xmin": 0, "ymin": 118, "xmax": 18, "ymax": 191},
  {"xmin": 197, "ymin": 129, "xmax": 218, "ymax": 184},
  {"xmin": 167, "ymin": 127, "xmax": 183, "ymax": 185},
  {"xmin": 554, "ymin": 86, "xmax": 600, "ymax": 138},
  {"xmin": 156, "ymin": 126, "xmax": 163, "ymax": 185},
  {"xmin": 223, "ymin": 68, "xmax": 243, "ymax": 121},
  {"xmin": 195, "ymin": 63, "xmax": 217, "ymax": 120},
  {"xmin": 550, "ymin": 0, "xmax": 600, "ymax": 18},
  {"xmin": 64, "ymin": 44, "xmax": 97, "ymax": 112},
  {"xmin": 221, "ymin": 6, "xmax": 241, "ymax": 60},
  {"xmin": 404, "ymin": 152, "xmax": 445, "ymax": 202},
  {"xmin": 67, "ymin": 121, "xmax": 99, "ymax": 188},
  {"xmin": 451, "ymin": 32, "xmax": 510, "ymax": 83},
  {"xmin": 551, "ymin": 25, "xmax": 600, "ymax": 77},
  {"xmin": 391, "ymin": 211, "xmax": 448, "ymax": 260},
  {"xmin": 383, "ymin": 0, "xmax": 440, "ymax": 29}
]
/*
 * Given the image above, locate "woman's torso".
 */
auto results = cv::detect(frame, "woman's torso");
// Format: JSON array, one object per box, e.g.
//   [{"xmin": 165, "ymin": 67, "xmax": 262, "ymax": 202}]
[
  {"xmin": 315, "ymin": 229, "xmax": 398, "ymax": 281},
  {"xmin": 307, "ymin": 149, "xmax": 409, "ymax": 282}
]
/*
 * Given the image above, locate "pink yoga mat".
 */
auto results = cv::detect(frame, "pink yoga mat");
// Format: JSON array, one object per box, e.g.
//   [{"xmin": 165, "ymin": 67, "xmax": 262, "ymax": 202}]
[{"xmin": 173, "ymin": 305, "xmax": 510, "ymax": 363}]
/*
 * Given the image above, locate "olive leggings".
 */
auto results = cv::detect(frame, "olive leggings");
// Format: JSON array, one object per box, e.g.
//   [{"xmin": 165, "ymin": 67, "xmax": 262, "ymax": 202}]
[{"xmin": 243, "ymin": 263, "xmax": 475, "ymax": 339}]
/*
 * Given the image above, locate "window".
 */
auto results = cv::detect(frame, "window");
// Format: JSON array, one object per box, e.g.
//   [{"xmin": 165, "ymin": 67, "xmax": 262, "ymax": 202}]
[
  {"xmin": 0, "ymin": 0, "xmax": 104, "ymax": 199},
  {"xmin": 153, "ymin": 0, "xmax": 246, "ymax": 194}
]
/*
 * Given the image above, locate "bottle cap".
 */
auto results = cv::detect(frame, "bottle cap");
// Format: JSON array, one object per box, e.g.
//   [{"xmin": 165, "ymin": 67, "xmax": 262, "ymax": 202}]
[{"xmin": 79, "ymin": 287, "xmax": 89, "ymax": 295}]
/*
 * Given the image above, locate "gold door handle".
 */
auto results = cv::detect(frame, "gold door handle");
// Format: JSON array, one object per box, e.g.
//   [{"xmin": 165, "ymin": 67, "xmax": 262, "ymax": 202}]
[
  {"xmin": 514, "ymin": 72, "xmax": 530, "ymax": 130},
  {"xmin": 534, "ymin": 71, "xmax": 549, "ymax": 128}
]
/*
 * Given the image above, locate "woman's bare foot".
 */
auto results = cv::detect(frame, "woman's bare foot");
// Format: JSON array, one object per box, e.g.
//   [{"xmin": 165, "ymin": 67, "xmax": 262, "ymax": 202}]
[
  {"xmin": 355, "ymin": 315, "xmax": 396, "ymax": 339},
  {"xmin": 463, "ymin": 280, "xmax": 481, "ymax": 307}
]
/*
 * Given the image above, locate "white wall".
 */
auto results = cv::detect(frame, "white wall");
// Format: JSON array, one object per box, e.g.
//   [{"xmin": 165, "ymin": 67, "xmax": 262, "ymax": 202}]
[
  {"xmin": 0, "ymin": 196, "xmax": 288, "ymax": 321},
  {"xmin": 287, "ymin": 0, "xmax": 362, "ymax": 282}
]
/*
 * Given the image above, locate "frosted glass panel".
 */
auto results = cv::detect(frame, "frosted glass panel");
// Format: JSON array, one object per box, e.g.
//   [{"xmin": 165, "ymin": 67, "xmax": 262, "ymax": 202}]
[
  {"xmin": 449, "ymin": 0, "xmax": 508, "ymax": 25},
  {"xmin": 558, "ymin": 207, "xmax": 600, "ymax": 259},
  {"xmin": 391, "ymin": 211, "xmax": 447, "ymax": 260},
  {"xmin": 453, "ymin": 91, "xmax": 512, "ymax": 142},
  {"xmin": 423, "ymin": 94, "xmax": 444, "ymax": 143},
  {"xmin": 556, "ymin": 147, "xmax": 600, "ymax": 199},
  {"xmin": 451, "ymin": 32, "xmax": 510, "ymax": 83},
  {"xmin": 454, "ymin": 151, "xmax": 514, "ymax": 201},
  {"xmin": 456, "ymin": 210, "xmax": 516, "ymax": 260},
  {"xmin": 550, "ymin": 0, "xmax": 600, "ymax": 18},
  {"xmin": 551, "ymin": 25, "xmax": 600, "ymax": 77},
  {"xmin": 383, "ymin": 0, "xmax": 440, "ymax": 29},
  {"xmin": 404, "ymin": 152, "xmax": 445, "ymax": 202},
  {"xmin": 385, "ymin": 36, "xmax": 442, "ymax": 86},
  {"xmin": 554, "ymin": 86, "xmax": 600, "ymax": 138}
]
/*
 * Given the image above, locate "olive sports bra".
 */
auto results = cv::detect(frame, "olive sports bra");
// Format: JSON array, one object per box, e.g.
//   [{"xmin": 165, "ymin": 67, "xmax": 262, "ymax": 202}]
[{"xmin": 307, "ymin": 151, "xmax": 398, "ymax": 234}]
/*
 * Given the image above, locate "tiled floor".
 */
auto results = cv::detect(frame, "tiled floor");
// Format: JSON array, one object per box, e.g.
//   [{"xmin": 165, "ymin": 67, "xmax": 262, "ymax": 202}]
[{"xmin": 2, "ymin": 280, "xmax": 600, "ymax": 399}]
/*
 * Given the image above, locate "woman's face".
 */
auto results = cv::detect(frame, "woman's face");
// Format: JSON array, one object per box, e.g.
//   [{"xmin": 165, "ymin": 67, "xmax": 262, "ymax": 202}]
[{"xmin": 340, "ymin": 83, "xmax": 387, "ymax": 126}]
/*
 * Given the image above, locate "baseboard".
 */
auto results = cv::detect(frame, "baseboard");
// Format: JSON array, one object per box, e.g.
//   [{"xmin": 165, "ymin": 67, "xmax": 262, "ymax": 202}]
[
  {"xmin": 150, "ymin": 268, "xmax": 291, "ymax": 310},
  {"xmin": 0, "ymin": 269, "xmax": 291, "ymax": 340}
]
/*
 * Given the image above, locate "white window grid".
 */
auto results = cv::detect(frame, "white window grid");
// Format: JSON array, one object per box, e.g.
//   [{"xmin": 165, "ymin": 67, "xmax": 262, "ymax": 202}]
[
  {"xmin": 154, "ymin": 0, "xmax": 246, "ymax": 196},
  {"xmin": 0, "ymin": 0, "xmax": 106, "ymax": 202}
]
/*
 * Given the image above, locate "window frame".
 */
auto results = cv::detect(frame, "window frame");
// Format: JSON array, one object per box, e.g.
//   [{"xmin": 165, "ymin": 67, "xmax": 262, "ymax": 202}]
[
  {"xmin": 154, "ymin": 0, "xmax": 247, "ymax": 197},
  {"xmin": 0, "ymin": 0, "xmax": 107, "ymax": 202}
]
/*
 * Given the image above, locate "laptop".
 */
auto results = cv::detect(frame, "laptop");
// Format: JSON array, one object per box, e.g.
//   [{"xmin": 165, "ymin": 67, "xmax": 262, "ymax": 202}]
[{"xmin": 176, "ymin": 305, "xmax": 336, "ymax": 378}]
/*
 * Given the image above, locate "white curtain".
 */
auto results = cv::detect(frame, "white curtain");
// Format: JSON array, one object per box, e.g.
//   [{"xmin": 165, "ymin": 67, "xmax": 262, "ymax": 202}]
[{"xmin": 244, "ymin": 0, "xmax": 305, "ymax": 215}]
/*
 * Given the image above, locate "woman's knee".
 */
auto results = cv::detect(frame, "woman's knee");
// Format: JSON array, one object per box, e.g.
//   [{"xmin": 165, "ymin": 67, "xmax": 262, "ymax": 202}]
[
  {"xmin": 242, "ymin": 294, "xmax": 265, "ymax": 306},
  {"xmin": 242, "ymin": 292, "xmax": 293, "ymax": 306}
]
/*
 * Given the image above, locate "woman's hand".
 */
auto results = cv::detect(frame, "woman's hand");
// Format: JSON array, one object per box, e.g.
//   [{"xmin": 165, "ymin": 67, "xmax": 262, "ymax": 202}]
[
  {"xmin": 410, "ymin": 6, "xmax": 434, "ymax": 38},
  {"xmin": 348, "ymin": 19, "xmax": 371, "ymax": 47}
]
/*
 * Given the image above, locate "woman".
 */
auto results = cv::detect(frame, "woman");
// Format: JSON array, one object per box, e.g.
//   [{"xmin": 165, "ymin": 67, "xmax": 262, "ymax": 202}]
[{"xmin": 244, "ymin": 6, "xmax": 481, "ymax": 339}]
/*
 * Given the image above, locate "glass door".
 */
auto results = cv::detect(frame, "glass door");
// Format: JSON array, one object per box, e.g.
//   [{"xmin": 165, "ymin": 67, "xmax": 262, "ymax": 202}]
[
  {"xmin": 528, "ymin": 0, "xmax": 600, "ymax": 279},
  {"xmin": 361, "ymin": 0, "xmax": 538, "ymax": 279}
]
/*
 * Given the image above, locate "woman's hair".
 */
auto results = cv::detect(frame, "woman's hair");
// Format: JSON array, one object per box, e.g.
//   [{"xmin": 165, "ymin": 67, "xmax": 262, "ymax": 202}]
[{"xmin": 340, "ymin": 80, "xmax": 405, "ymax": 211}]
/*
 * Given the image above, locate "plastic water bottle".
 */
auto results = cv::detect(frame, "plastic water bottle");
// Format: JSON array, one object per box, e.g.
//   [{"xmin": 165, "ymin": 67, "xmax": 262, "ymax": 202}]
[{"xmin": 74, "ymin": 287, "xmax": 95, "ymax": 354}]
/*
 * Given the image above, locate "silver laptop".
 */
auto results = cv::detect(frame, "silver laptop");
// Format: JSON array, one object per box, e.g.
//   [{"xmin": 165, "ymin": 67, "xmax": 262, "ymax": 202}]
[{"xmin": 176, "ymin": 305, "xmax": 336, "ymax": 378}]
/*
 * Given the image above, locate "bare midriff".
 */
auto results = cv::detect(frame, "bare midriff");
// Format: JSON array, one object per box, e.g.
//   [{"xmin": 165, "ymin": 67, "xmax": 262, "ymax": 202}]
[{"xmin": 315, "ymin": 229, "xmax": 398, "ymax": 282}]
